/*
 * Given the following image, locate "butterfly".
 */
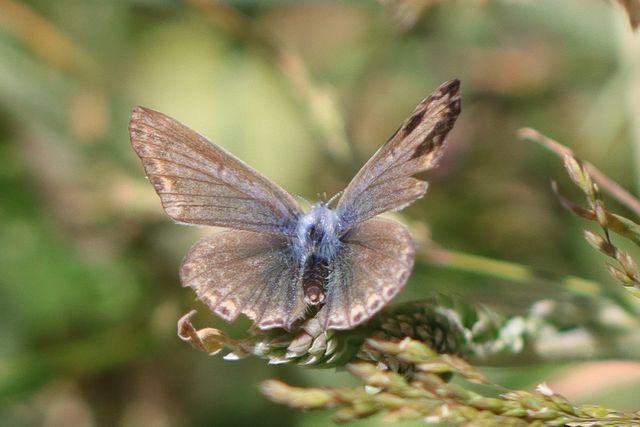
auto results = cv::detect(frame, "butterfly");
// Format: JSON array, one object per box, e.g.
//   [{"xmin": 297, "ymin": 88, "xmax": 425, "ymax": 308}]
[{"xmin": 129, "ymin": 79, "xmax": 461, "ymax": 331}]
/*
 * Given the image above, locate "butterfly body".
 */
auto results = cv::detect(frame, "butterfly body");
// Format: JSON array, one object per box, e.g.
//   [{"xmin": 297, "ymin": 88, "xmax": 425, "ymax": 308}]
[
  {"xmin": 129, "ymin": 79, "xmax": 461, "ymax": 331},
  {"xmin": 294, "ymin": 203, "xmax": 341, "ymax": 259},
  {"xmin": 293, "ymin": 202, "xmax": 344, "ymax": 306}
]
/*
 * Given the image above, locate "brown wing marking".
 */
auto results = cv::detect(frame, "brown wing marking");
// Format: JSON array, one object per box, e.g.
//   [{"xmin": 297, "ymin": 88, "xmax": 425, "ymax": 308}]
[{"xmin": 336, "ymin": 80, "xmax": 461, "ymax": 229}]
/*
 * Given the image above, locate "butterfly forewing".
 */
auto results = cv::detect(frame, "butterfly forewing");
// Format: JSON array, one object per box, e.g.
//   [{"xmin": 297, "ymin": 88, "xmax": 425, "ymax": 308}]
[
  {"xmin": 316, "ymin": 217, "xmax": 414, "ymax": 329},
  {"xmin": 180, "ymin": 230, "xmax": 307, "ymax": 329},
  {"xmin": 129, "ymin": 106, "xmax": 302, "ymax": 236},
  {"xmin": 336, "ymin": 79, "xmax": 461, "ymax": 231}
]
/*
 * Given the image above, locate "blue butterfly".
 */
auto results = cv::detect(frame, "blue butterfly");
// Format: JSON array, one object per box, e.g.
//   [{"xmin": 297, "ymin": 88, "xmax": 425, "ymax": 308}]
[{"xmin": 129, "ymin": 80, "xmax": 461, "ymax": 330}]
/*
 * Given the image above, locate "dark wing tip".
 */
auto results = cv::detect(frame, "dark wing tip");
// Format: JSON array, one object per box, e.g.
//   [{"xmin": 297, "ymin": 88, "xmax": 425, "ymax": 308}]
[
  {"xmin": 439, "ymin": 79, "xmax": 461, "ymax": 115},
  {"xmin": 440, "ymin": 79, "xmax": 460, "ymax": 96}
]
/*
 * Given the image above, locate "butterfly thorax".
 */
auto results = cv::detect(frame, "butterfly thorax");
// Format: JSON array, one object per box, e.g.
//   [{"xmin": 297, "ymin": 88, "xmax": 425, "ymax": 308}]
[{"xmin": 295, "ymin": 204, "xmax": 341, "ymax": 305}]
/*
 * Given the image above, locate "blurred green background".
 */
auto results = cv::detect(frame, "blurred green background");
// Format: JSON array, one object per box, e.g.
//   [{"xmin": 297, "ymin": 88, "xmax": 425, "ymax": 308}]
[{"xmin": 1, "ymin": 0, "xmax": 640, "ymax": 426}]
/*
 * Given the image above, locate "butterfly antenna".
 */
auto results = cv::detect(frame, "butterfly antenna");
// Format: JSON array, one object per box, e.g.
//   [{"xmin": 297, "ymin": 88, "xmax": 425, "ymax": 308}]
[
  {"xmin": 295, "ymin": 194, "xmax": 311, "ymax": 209},
  {"xmin": 326, "ymin": 190, "xmax": 343, "ymax": 206},
  {"xmin": 316, "ymin": 192, "xmax": 329, "ymax": 206}
]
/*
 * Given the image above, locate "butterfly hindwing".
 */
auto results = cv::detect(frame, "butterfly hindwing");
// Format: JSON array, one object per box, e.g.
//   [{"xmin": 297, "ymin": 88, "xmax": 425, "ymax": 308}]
[
  {"xmin": 336, "ymin": 80, "xmax": 461, "ymax": 232},
  {"xmin": 180, "ymin": 230, "xmax": 306, "ymax": 330},
  {"xmin": 129, "ymin": 106, "xmax": 302, "ymax": 236},
  {"xmin": 316, "ymin": 217, "xmax": 414, "ymax": 330}
]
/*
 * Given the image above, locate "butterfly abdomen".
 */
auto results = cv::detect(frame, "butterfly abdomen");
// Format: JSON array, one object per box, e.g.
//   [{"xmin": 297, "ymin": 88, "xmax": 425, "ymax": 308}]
[{"xmin": 302, "ymin": 254, "xmax": 330, "ymax": 305}]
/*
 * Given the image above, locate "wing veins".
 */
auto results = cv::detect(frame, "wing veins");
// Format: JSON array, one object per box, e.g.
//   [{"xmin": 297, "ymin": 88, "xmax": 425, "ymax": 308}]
[
  {"xmin": 141, "ymin": 156, "xmax": 228, "ymax": 183},
  {"xmin": 156, "ymin": 192, "xmax": 252, "ymax": 199},
  {"xmin": 347, "ymin": 241, "xmax": 409, "ymax": 266},
  {"xmin": 349, "ymin": 123, "xmax": 436, "ymax": 199},
  {"xmin": 207, "ymin": 266, "xmax": 269, "ymax": 317},
  {"xmin": 255, "ymin": 264, "xmax": 290, "ymax": 325},
  {"xmin": 175, "ymin": 217, "xmax": 284, "ymax": 229},
  {"xmin": 162, "ymin": 202, "xmax": 273, "ymax": 214},
  {"xmin": 133, "ymin": 120, "xmax": 225, "ymax": 168},
  {"xmin": 133, "ymin": 136, "xmax": 232, "ymax": 179},
  {"xmin": 144, "ymin": 156, "xmax": 291, "ymax": 214},
  {"xmin": 148, "ymin": 173, "xmax": 232, "ymax": 187},
  {"xmin": 183, "ymin": 240, "xmax": 281, "ymax": 268},
  {"xmin": 135, "ymin": 119, "xmax": 296, "ymax": 217},
  {"xmin": 186, "ymin": 252, "xmax": 272, "ymax": 284}
]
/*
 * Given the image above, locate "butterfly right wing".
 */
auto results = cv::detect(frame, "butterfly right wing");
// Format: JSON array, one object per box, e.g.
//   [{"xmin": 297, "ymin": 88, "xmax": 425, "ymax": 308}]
[
  {"xmin": 129, "ymin": 106, "xmax": 303, "ymax": 236},
  {"xmin": 180, "ymin": 230, "xmax": 307, "ymax": 330},
  {"xmin": 315, "ymin": 217, "xmax": 415, "ymax": 330},
  {"xmin": 336, "ymin": 80, "xmax": 461, "ymax": 232}
]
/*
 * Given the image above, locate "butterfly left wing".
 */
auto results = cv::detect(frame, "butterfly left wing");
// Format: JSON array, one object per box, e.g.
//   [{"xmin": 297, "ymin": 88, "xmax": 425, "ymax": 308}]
[
  {"xmin": 336, "ymin": 80, "xmax": 461, "ymax": 232},
  {"xmin": 129, "ymin": 106, "xmax": 303, "ymax": 236},
  {"xmin": 180, "ymin": 230, "xmax": 307, "ymax": 329},
  {"xmin": 315, "ymin": 217, "xmax": 414, "ymax": 330}
]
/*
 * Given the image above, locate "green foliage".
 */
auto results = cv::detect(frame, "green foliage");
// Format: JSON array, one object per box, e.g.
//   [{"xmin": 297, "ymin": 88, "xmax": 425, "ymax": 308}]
[
  {"xmin": 521, "ymin": 128, "xmax": 640, "ymax": 300},
  {"xmin": 262, "ymin": 338, "xmax": 640, "ymax": 426}
]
